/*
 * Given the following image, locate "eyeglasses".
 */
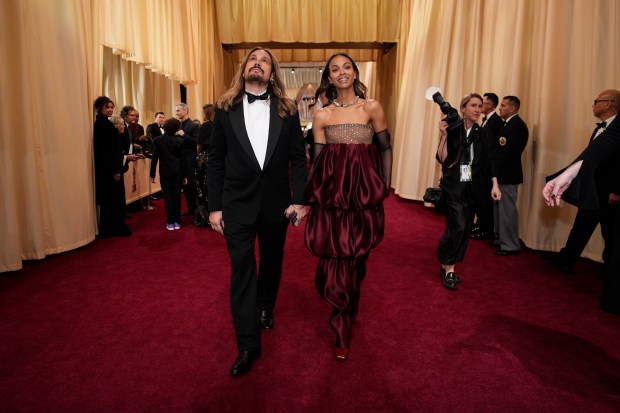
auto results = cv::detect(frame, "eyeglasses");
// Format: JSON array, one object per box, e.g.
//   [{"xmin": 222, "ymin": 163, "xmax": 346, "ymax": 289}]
[{"xmin": 593, "ymin": 99, "xmax": 614, "ymax": 104}]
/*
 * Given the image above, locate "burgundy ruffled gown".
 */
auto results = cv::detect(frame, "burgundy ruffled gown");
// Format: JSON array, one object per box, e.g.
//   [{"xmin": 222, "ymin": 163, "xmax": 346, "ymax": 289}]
[{"xmin": 305, "ymin": 123, "xmax": 387, "ymax": 349}]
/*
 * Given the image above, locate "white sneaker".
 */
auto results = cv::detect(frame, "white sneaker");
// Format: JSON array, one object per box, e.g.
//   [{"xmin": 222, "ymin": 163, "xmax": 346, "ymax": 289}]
[
  {"xmin": 174, "ymin": 223, "xmax": 181, "ymax": 230},
  {"xmin": 166, "ymin": 224, "xmax": 174, "ymax": 231}
]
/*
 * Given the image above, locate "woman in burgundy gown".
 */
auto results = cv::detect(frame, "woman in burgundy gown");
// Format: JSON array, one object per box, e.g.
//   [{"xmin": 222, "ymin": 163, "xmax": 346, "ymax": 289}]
[{"xmin": 305, "ymin": 53, "xmax": 392, "ymax": 361}]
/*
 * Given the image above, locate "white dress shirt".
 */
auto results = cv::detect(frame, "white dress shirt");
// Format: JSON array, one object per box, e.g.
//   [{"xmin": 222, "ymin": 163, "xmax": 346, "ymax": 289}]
[{"xmin": 243, "ymin": 92, "xmax": 270, "ymax": 169}]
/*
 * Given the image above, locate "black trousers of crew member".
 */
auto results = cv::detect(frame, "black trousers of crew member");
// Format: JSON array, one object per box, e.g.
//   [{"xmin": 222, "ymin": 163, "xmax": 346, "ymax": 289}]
[
  {"xmin": 223, "ymin": 215, "xmax": 289, "ymax": 353},
  {"xmin": 471, "ymin": 172, "xmax": 494, "ymax": 234},
  {"xmin": 437, "ymin": 175, "xmax": 475, "ymax": 265},
  {"xmin": 600, "ymin": 204, "xmax": 620, "ymax": 315}
]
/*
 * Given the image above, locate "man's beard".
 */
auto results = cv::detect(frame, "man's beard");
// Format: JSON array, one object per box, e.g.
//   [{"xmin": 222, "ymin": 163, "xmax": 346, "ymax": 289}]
[{"xmin": 246, "ymin": 71, "xmax": 266, "ymax": 84}]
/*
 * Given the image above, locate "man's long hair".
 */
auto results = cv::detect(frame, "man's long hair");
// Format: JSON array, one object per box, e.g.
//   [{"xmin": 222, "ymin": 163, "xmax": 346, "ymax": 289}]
[
  {"xmin": 314, "ymin": 53, "xmax": 368, "ymax": 106},
  {"xmin": 217, "ymin": 47, "xmax": 296, "ymax": 118}
]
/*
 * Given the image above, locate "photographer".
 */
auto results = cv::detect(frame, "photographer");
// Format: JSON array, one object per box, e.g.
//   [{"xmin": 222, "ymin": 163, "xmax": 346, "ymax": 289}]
[{"xmin": 435, "ymin": 93, "xmax": 501, "ymax": 289}]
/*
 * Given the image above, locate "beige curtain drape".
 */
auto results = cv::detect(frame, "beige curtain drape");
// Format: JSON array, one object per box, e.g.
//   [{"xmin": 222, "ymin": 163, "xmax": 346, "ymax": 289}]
[
  {"xmin": 103, "ymin": 47, "xmax": 181, "ymax": 124},
  {"xmin": 0, "ymin": 0, "xmax": 100, "ymax": 272},
  {"xmin": 392, "ymin": 0, "xmax": 619, "ymax": 261},
  {"xmin": 99, "ymin": 0, "xmax": 226, "ymax": 119}
]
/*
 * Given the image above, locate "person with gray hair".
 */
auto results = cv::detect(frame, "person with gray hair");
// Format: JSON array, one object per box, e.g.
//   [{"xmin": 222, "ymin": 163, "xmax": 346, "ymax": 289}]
[{"xmin": 175, "ymin": 102, "xmax": 199, "ymax": 216}]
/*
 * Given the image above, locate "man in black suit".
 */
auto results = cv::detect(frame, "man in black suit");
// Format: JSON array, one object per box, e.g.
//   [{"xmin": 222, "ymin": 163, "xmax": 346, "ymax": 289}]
[
  {"xmin": 146, "ymin": 112, "xmax": 166, "ymax": 199},
  {"xmin": 493, "ymin": 96, "xmax": 529, "ymax": 255},
  {"xmin": 472, "ymin": 92, "xmax": 503, "ymax": 240},
  {"xmin": 175, "ymin": 103, "xmax": 199, "ymax": 216},
  {"xmin": 547, "ymin": 89, "xmax": 620, "ymax": 275},
  {"xmin": 207, "ymin": 47, "xmax": 308, "ymax": 376},
  {"xmin": 544, "ymin": 102, "xmax": 620, "ymax": 316},
  {"xmin": 146, "ymin": 112, "xmax": 165, "ymax": 139}
]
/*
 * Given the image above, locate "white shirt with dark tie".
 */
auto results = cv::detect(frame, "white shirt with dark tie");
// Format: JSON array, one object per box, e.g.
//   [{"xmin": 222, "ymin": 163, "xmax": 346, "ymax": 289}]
[{"xmin": 243, "ymin": 92, "xmax": 270, "ymax": 169}]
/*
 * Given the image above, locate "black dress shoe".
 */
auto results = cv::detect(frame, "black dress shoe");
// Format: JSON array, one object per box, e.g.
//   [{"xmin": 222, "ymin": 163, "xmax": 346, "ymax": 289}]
[
  {"xmin": 440, "ymin": 267, "xmax": 460, "ymax": 284},
  {"xmin": 259, "ymin": 309, "xmax": 274, "ymax": 330},
  {"xmin": 495, "ymin": 249, "xmax": 521, "ymax": 256},
  {"xmin": 440, "ymin": 269, "xmax": 459, "ymax": 290},
  {"xmin": 229, "ymin": 350, "xmax": 261, "ymax": 376},
  {"xmin": 544, "ymin": 255, "xmax": 573, "ymax": 274}
]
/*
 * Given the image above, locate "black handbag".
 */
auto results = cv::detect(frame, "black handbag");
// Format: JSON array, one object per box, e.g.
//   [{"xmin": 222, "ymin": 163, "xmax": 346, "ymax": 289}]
[{"xmin": 423, "ymin": 187, "xmax": 442, "ymax": 204}]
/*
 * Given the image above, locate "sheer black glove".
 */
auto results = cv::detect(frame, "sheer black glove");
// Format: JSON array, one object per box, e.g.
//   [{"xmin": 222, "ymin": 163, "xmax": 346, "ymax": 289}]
[{"xmin": 375, "ymin": 129, "xmax": 392, "ymax": 197}]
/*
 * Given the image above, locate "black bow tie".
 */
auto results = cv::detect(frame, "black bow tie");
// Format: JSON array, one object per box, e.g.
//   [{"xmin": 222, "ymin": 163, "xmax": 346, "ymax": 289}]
[
  {"xmin": 597, "ymin": 121, "xmax": 607, "ymax": 128},
  {"xmin": 246, "ymin": 92, "xmax": 269, "ymax": 103}
]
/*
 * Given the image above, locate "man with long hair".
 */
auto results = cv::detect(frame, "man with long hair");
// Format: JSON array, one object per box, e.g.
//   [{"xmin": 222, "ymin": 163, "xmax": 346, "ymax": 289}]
[{"xmin": 207, "ymin": 47, "xmax": 308, "ymax": 376}]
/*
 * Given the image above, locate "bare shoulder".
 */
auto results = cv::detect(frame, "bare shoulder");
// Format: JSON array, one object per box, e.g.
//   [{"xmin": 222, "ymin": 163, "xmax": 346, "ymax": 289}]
[
  {"xmin": 313, "ymin": 106, "xmax": 332, "ymax": 123},
  {"xmin": 363, "ymin": 99, "xmax": 387, "ymax": 130},
  {"xmin": 363, "ymin": 99, "xmax": 383, "ymax": 112}
]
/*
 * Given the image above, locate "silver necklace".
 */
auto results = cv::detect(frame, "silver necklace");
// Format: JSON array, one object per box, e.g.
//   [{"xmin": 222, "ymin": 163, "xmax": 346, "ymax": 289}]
[{"xmin": 333, "ymin": 95, "xmax": 359, "ymax": 107}]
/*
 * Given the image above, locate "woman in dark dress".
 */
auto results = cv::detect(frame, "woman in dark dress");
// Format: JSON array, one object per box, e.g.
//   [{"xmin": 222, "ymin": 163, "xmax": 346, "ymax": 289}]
[
  {"xmin": 93, "ymin": 96, "xmax": 133, "ymax": 237},
  {"xmin": 435, "ymin": 93, "xmax": 501, "ymax": 289},
  {"xmin": 305, "ymin": 53, "xmax": 392, "ymax": 361},
  {"xmin": 193, "ymin": 104, "xmax": 214, "ymax": 227}
]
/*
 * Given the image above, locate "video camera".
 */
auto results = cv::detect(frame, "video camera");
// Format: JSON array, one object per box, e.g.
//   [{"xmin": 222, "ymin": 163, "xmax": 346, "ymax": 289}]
[{"xmin": 430, "ymin": 90, "xmax": 463, "ymax": 131}]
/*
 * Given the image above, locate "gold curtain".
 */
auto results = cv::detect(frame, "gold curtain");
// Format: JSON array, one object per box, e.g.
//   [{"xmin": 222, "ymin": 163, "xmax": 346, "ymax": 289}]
[
  {"xmin": 0, "ymin": 0, "xmax": 100, "ymax": 272},
  {"xmin": 98, "ymin": 0, "xmax": 225, "ymax": 119},
  {"xmin": 102, "ymin": 47, "xmax": 181, "ymax": 124},
  {"xmin": 216, "ymin": 0, "xmax": 399, "ymax": 43},
  {"xmin": 391, "ymin": 0, "xmax": 620, "ymax": 260}
]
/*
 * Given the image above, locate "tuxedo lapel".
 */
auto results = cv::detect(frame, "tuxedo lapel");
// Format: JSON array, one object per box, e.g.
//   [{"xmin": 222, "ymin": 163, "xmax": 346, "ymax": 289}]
[
  {"xmin": 264, "ymin": 101, "xmax": 283, "ymax": 168},
  {"xmin": 229, "ymin": 104, "xmax": 261, "ymax": 170}
]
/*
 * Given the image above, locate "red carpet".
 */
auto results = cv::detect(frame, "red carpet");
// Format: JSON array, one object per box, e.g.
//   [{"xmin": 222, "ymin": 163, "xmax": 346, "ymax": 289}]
[{"xmin": 1, "ymin": 194, "xmax": 620, "ymax": 412}]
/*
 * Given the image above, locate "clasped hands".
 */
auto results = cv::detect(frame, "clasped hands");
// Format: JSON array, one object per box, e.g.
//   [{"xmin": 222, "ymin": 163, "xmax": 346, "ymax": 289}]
[
  {"xmin": 284, "ymin": 204, "xmax": 307, "ymax": 227},
  {"xmin": 208, "ymin": 204, "xmax": 307, "ymax": 235}
]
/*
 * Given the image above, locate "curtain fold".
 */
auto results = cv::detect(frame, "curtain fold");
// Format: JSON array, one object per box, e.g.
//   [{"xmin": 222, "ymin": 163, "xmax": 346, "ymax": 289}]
[
  {"xmin": 0, "ymin": 0, "xmax": 98, "ymax": 271},
  {"xmin": 391, "ymin": 0, "xmax": 619, "ymax": 260},
  {"xmin": 216, "ymin": 0, "xmax": 399, "ymax": 44}
]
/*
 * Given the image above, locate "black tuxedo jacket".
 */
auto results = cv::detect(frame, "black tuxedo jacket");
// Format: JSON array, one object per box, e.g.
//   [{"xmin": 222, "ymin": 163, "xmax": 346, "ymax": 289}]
[
  {"xmin": 549, "ymin": 115, "xmax": 620, "ymax": 209},
  {"xmin": 150, "ymin": 134, "xmax": 186, "ymax": 178},
  {"xmin": 207, "ymin": 102, "xmax": 308, "ymax": 225},
  {"xmin": 482, "ymin": 112, "xmax": 504, "ymax": 140},
  {"xmin": 493, "ymin": 114, "xmax": 529, "ymax": 184},
  {"xmin": 146, "ymin": 122, "xmax": 163, "ymax": 139}
]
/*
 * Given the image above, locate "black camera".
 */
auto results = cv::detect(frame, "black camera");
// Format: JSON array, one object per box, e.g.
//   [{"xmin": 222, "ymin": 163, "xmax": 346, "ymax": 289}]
[{"xmin": 432, "ymin": 92, "xmax": 463, "ymax": 131}]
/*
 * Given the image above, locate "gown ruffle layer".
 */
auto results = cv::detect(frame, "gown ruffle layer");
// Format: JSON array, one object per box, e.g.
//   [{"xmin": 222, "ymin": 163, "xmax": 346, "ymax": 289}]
[{"xmin": 305, "ymin": 124, "xmax": 386, "ymax": 259}]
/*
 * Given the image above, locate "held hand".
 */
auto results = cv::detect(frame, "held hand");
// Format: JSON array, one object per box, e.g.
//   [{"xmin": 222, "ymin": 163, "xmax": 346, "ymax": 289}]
[
  {"xmin": 609, "ymin": 193, "xmax": 620, "ymax": 205},
  {"xmin": 491, "ymin": 187, "xmax": 502, "ymax": 201},
  {"xmin": 209, "ymin": 211, "xmax": 224, "ymax": 234},
  {"xmin": 175, "ymin": 130, "xmax": 185, "ymax": 136},
  {"xmin": 284, "ymin": 204, "xmax": 307, "ymax": 227},
  {"xmin": 542, "ymin": 161, "xmax": 582, "ymax": 207}
]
